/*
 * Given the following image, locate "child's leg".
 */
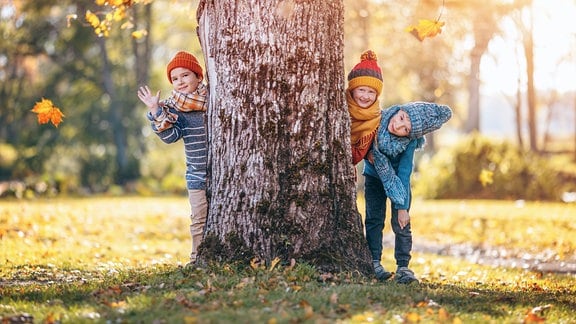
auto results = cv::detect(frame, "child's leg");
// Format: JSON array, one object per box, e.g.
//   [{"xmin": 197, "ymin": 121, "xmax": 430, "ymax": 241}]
[
  {"xmin": 391, "ymin": 196, "xmax": 418, "ymax": 284},
  {"xmin": 391, "ymin": 207, "xmax": 412, "ymax": 268},
  {"xmin": 188, "ymin": 189, "xmax": 207, "ymax": 263},
  {"xmin": 364, "ymin": 174, "xmax": 387, "ymax": 262}
]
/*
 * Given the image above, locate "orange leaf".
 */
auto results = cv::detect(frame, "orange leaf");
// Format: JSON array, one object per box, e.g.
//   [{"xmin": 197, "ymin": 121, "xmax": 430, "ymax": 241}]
[
  {"xmin": 524, "ymin": 312, "xmax": 546, "ymax": 323},
  {"xmin": 406, "ymin": 19, "xmax": 445, "ymax": 41},
  {"xmin": 31, "ymin": 98, "xmax": 65, "ymax": 127}
]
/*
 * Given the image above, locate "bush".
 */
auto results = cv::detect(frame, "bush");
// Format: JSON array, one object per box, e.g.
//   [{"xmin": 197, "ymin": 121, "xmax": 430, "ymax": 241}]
[{"xmin": 413, "ymin": 133, "xmax": 563, "ymax": 201}]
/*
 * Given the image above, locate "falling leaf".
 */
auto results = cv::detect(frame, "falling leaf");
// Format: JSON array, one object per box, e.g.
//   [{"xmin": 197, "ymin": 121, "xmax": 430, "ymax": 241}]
[
  {"xmin": 406, "ymin": 19, "xmax": 445, "ymax": 41},
  {"xmin": 31, "ymin": 98, "xmax": 65, "ymax": 127},
  {"xmin": 479, "ymin": 169, "xmax": 494, "ymax": 187}
]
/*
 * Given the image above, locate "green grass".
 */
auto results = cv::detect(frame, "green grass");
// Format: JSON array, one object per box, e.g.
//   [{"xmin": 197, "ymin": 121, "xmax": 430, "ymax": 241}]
[{"xmin": 1, "ymin": 197, "xmax": 575, "ymax": 323}]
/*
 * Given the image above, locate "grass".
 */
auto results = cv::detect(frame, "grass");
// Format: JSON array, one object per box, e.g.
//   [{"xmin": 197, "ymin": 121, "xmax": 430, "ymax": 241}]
[{"xmin": 1, "ymin": 196, "xmax": 575, "ymax": 323}]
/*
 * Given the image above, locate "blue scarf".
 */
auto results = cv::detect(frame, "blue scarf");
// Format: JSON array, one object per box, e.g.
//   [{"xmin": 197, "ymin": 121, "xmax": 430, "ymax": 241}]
[{"xmin": 371, "ymin": 106, "xmax": 425, "ymax": 206}]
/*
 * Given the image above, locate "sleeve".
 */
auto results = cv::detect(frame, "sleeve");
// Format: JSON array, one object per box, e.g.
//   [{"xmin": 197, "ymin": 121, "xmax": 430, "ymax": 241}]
[
  {"xmin": 148, "ymin": 106, "xmax": 178, "ymax": 133},
  {"xmin": 372, "ymin": 143, "xmax": 407, "ymax": 206},
  {"xmin": 392, "ymin": 140, "xmax": 417, "ymax": 210}
]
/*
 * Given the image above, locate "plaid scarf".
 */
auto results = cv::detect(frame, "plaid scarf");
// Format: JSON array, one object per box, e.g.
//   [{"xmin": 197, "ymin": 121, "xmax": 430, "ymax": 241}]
[
  {"xmin": 164, "ymin": 83, "xmax": 208, "ymax": 112},
  {"xmin": 153, "ymin": 84, "xmax": 208, "ymax": 132}
]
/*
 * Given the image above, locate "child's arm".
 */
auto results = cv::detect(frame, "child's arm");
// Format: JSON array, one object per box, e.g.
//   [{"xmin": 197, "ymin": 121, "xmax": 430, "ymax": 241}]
[
  {"xmin": 372, "ymin": 145, "xmax": 408, "ymax": 206},
  {"xmin": 395, "ymin": 140, "xmax": 417, "ymax": 228}
]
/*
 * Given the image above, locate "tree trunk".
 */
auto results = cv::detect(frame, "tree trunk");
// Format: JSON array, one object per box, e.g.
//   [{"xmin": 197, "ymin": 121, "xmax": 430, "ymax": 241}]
[
  {"xmin": 197, "ymin": 0, "xmax": 371, "ymax": 274},
  {"xmin": 523, "ymin": 2, "xmax": 538, "ymax": 152},
  {"xmin": 514, "ymin": 78, "xmax": 524, "ymax": 147},
  {"xmin": 465, "ymin": 16, "xmax": 494, "ymax": 133}
]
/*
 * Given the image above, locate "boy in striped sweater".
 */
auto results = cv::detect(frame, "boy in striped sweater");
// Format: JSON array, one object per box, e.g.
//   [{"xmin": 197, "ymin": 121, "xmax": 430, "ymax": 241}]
[{"xmin": 137, "ymin": 51, "xmax": 208, "ymax": 265}]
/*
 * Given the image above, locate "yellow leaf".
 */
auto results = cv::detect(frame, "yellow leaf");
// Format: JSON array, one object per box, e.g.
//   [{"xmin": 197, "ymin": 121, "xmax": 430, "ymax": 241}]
[
  {"xmin": 250, "ymin": 258, "xmax": 262, "ymax": 270},
  {"xmin": 438, "ymin": 307, "xmax": 450, "ymax": 321},
  {"xmin": 406, "ymin": 19, "xmax": 445, "ymax": 41},
  {"xmin": 131, "ymin": 29, "xmax": 147, "ymax": 39},
  {"xmin": 31, "ymin": 98, "xmax": 65, "ymax": 127},
  {"xmin": 405, "ymin": 312, "xmax": 421, "ymax": 323},
  {"xmin": 269, "ymin": 257, "xmax": 281, "ymax": 271},
  {"xmin": 479, "ymin": 169, "xmax": 494, "ymax": 187},
  {"xmin": 85, "ymin": 10, "xmax": 100, "ymax": 28}
]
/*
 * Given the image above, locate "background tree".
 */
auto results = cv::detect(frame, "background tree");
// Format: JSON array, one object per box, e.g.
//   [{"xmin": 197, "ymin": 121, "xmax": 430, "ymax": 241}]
[{"xmin": 196, "ymin": 0, "xmax": 372, "ymax": 273}]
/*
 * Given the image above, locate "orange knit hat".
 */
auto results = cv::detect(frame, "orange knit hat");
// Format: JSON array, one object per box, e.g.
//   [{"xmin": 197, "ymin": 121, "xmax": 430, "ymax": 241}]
[
  {"xmin": 166, "ymin": 51, "xmax": 203, "ymax": 83},
  {"xmin": 347, "ymin": 50, "xmax": 383, "ymax": 95}
]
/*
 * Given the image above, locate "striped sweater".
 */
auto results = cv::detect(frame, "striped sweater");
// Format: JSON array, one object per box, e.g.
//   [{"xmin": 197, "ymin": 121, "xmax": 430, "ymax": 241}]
[{"xmin": 147, "ymin": 107, "xmax": 207, "ymax": 190}]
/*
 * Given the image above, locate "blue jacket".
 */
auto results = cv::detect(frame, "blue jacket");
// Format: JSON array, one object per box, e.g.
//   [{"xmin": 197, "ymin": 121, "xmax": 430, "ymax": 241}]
[{"xmin": 363, "ymin": 139, "xmax": 417, "ymax": 210}]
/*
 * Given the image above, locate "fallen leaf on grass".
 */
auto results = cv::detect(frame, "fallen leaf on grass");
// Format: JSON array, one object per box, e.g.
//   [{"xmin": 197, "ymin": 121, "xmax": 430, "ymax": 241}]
[
  {"xmin": 405, "ymin": 311, "xmax": 421, "ymax": 323},
  {"xmin": 1, "ymin": 313, "xmax": 34, "ymax": 323},
  {"xmin": 524, "ymin": 304, "xmax": 552, "ymax": 323}
]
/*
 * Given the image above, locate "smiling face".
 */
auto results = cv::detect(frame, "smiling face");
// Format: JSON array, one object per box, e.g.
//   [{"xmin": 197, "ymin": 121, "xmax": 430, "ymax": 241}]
[
  {"xmin": 170, "ymin": 67, "xmax": 202, "ymax": 94},
  {"xmin": 388, "ymin": 109, "xmax": 412, "ymax": 137},
  {"xmin": 351, "ymin": 86, "xmax": 378, "ymax": 108}
]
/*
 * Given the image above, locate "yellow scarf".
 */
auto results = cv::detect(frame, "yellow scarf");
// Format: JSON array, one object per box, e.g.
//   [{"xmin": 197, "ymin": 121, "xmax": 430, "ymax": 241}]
[{"xmin": 347, "ymin": 89, "xmax": 381, "ymax": 149}]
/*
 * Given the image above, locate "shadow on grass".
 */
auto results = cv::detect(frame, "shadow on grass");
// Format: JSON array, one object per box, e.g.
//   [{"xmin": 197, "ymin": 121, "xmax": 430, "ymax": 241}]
[{"xmin": 2, "ymin": 263, "xmax": 575, "ymax": 323}]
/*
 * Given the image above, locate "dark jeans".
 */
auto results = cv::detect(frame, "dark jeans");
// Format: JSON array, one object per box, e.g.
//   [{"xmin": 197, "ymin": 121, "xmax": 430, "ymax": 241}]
[{"xmin": 364, "ymin": 174, "xmax": 412, "ymax": 268}]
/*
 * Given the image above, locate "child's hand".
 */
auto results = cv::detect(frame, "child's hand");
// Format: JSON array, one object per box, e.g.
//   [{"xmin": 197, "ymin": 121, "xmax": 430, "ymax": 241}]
[
  {"xmin": 137, "ymin": 86, "xmax": 161, "ymax": 114},
  {"xmin": 398, "ymin": 209, "xmax": 410, "ymax": 229}
]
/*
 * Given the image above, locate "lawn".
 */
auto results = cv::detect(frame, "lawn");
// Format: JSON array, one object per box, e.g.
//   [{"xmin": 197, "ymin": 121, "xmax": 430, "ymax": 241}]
[{"xmin": 1, "ymin": 196, "xmax": 575, "ymax": 323}]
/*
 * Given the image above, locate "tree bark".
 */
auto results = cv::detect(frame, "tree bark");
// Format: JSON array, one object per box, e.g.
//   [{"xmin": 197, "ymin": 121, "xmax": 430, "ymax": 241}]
[
  {"xmin": 523, "ymin": 1, "xmax": 538, "ymax": 152},
  {"xmin": 197, "ymin": 0, "xmax": 371, "ymax": 274}
]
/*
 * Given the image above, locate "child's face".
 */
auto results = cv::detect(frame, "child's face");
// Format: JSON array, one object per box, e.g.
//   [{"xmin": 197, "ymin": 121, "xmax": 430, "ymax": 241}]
[
  {"xmin": 170, "ymin": 67, "xmax": 202, "ymax": 93},
  {"xmin": 351, "ymin": 86, "xmax": 377, "ymax": 108},
  {"xmin": 388, "ymin": 109, "xmax": 411, "ymax": 137}
]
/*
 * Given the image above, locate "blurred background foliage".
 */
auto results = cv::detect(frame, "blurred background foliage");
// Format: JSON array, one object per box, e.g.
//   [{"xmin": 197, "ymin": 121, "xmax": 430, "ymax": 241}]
[{"xmin": 0, "ymin": 0, "xmax": 575, "ymax": 201}]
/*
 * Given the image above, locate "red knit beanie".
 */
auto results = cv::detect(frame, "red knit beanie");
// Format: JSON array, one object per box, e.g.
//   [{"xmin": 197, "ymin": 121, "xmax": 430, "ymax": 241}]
[
  {"xmin": 166, "ymin": 51, "xmax": 203, "ymax": 83},
  {"xmin": 347, "ymin": 50, "xmax": 383, "ymax": 95}
]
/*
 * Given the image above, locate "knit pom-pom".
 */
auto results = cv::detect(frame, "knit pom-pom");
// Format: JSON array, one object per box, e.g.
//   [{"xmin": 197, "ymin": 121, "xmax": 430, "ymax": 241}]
[{"xmin": 360, "ymin": 50, "xmax": 377, "ymax": 62}]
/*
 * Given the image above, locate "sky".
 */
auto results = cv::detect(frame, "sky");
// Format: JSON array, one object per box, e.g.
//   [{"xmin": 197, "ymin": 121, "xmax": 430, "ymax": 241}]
[{"xmin": 481, "ymin": 0, "xmax": 576, "ymax": 95}]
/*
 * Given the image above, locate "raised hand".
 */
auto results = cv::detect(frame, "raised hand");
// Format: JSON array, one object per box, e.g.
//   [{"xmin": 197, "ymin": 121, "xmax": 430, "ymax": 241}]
[{"xmin": 137, "ymin": 85, "xmax": 161, "ymax": 114}]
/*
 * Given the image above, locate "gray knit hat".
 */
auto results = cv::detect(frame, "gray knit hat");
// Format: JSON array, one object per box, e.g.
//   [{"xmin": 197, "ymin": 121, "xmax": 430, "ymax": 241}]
[{"xmin": 400, "ymin": 102, "xmax": 452, "ymax": 139}]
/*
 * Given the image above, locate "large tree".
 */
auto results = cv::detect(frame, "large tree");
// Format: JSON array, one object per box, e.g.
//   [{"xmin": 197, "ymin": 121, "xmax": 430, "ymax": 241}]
[{"xmin": 196, "ymin": 0, "xmax": 372, "ymax": 274}]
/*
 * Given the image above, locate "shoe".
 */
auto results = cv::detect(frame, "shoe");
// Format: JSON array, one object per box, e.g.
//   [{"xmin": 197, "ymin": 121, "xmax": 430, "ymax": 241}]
[
  {"xmin": 395, "ymin": 267, "xmax": 419, "ymax": 284},
  {"xmin": 373, "ymin": 263, "xmax": 392, "ymax": 281}
]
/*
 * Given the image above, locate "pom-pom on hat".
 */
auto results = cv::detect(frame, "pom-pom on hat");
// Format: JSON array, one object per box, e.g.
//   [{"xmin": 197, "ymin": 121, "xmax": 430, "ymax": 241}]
[
  {"xmin": 166, "ymin": 51, "xmax": 203, "ymax": 84},
  {"xmin": 347, "ymin": 50, "xmax": 383, "ymax": 95},
  {"xmin": 401, "ymin": 102, "xmax": 452, "ymax": 139}
]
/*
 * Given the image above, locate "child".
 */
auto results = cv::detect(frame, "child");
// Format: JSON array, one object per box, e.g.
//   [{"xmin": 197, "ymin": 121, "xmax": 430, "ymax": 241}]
[
  {"xmin": 365, "ymin": 102, "xmax": 452, "ymax": 283},
  {"xmin": 347, "ymin": 50, "xmax": 383, "ymax": 166},
  {"xmin": 137, "ymin": 50, "xmax": 208, "ymax": 266}
]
